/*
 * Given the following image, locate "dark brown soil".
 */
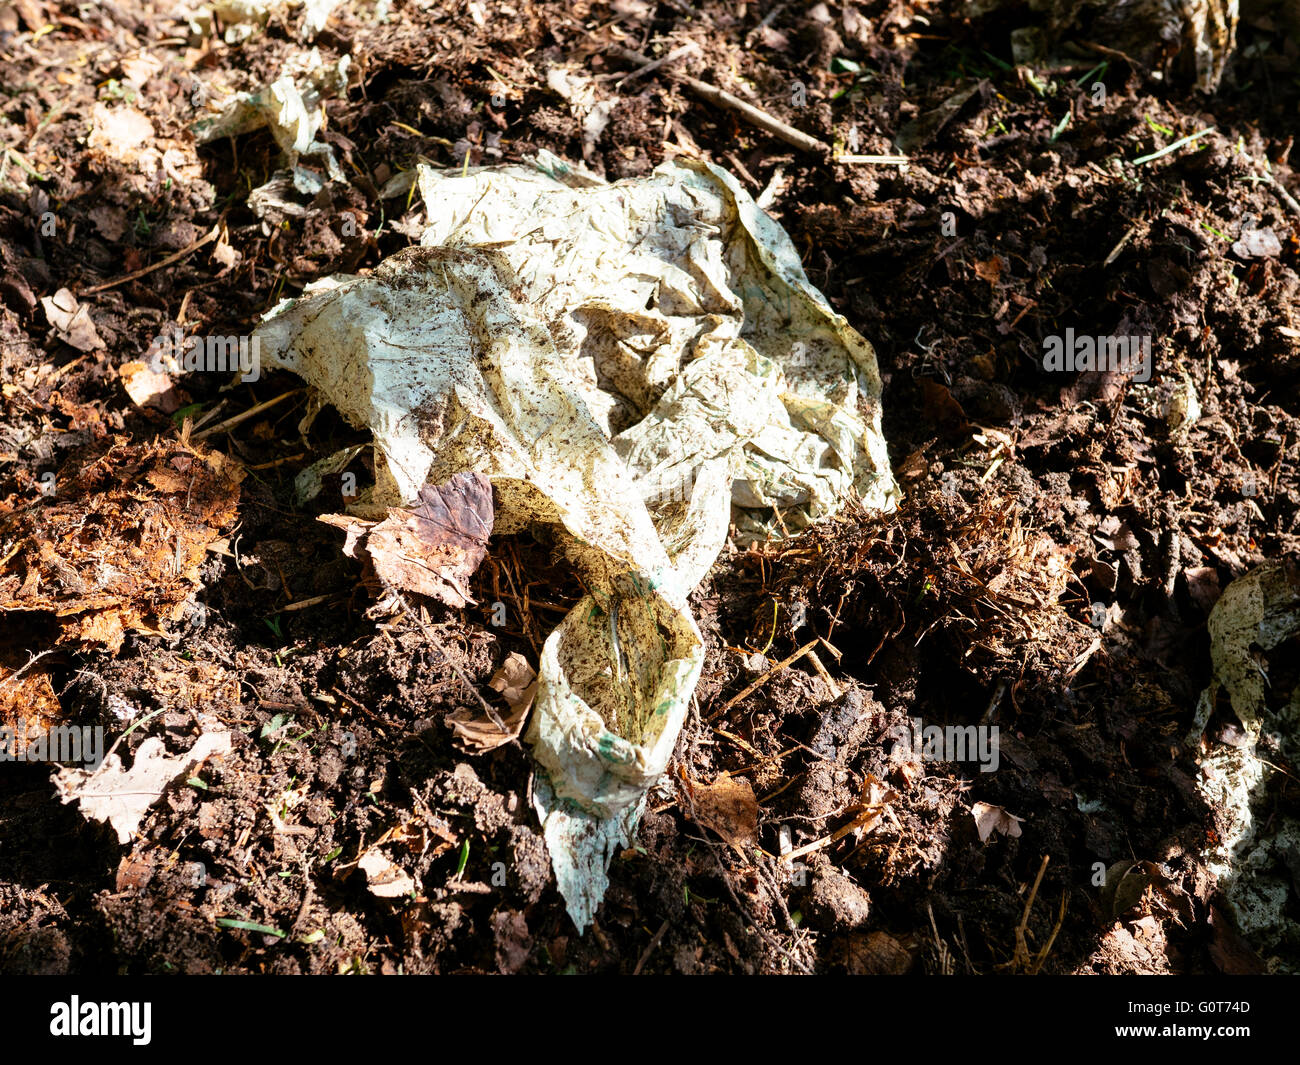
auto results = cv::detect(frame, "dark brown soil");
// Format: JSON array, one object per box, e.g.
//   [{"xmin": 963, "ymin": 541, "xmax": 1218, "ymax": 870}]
[{"xmin": 1, "ymin": 0, "xmax": 1297, "ymax": 974}]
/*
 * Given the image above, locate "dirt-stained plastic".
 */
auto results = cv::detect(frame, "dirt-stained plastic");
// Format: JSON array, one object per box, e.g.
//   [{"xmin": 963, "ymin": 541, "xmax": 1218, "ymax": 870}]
[{"xmin": 253, "ymin": 154, "xmax": 897, "ymax": 928}]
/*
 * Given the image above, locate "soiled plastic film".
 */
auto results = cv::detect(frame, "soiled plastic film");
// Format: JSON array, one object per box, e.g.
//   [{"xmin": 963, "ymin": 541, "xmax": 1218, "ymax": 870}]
[{"xmin": 254, "ymin": 156, "xmax": 896, "ymax": 928}]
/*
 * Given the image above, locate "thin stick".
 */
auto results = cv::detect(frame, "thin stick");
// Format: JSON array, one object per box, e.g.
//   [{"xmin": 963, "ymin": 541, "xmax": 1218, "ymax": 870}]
[
  {"xmin": 783, "ymin": 804, "xmax": 887, "ymax": 863},
  {"xmin": 277, "ymin": 593, "xmax": 342, "ymax": 612},
  {"xmin": 81, "ymin": 223, "xmax": 222, "ymax": 294},
  {"xmin": 633, "ymin": 918, "xmax": 671, "ymax": 975},
  {"xmin": 1031, "ymin": 890, "xmax": 1069, "ymax": 975},
  {"xmin": 806, "ymin": 648, "xmax": 841, "ymax": 700},
  {"xmin": 1258, "ymin": 168, "xmax": 1300, "ymax": 220},
  {"xmin": 610, "ymin": 46, "xmax": 828, "ymax": 155},
  {"xmin": 401, "ymin": 596, "xmax": 512, "ymax": 738},
  {"xmin": 705, "ymin": 639, "xmax": 818, "ymax": 721},
  {"xmin": 191, "ymin": 390, "xmax": 299, "ymax": 441},
  {"xmin": 744, "ymin": 1, "xmax": 789, "ymax": 47},
  {"xmin": 0, "ymin": 649, "xmax": 57, "ymax": 690},
  {"xmin": 614, "ymin": 42, "xmax": 699, "ymax": 86}
]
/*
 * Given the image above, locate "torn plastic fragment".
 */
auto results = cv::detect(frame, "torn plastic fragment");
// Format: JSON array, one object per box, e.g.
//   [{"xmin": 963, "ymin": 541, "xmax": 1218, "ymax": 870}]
[
  {"xmin": 191, "ymin": 50, "xmax": 349, "ymax": 182},
  {"xmin": 189, "ymin": 0, "xmax": 347, "ymax": 43},
  {"xmin": 253, "ymin": 155, "xmax": 896, "ymax": 929},
  {"xmin": 1192, "ymin": 560, "xmax": 1300, "ymax": 969}
]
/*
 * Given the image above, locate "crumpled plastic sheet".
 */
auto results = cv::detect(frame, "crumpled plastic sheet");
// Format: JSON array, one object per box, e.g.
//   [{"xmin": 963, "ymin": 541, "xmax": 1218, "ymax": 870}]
[
  {"xmin": 254, "ymin": 153, "xmax": 897, "ymax": 928},
  {"xmin": 188, "ymin": 0, "xmax": 348, "ymax": 43},
  {"xmin": 191, "ymin": 49, "xmax": 349, "ymax": 183},
  {"xmin": 1191, "ymin": 560, "xmax": 1300, "ymax": 968}
]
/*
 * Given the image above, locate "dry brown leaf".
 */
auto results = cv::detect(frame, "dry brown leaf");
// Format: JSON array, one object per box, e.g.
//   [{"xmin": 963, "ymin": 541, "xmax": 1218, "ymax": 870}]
[
  {"xmin": 54, "ymin": 731, "xmax": 232, "ymax": 843},
  {"xmin": 0, "ymin": 438, "xmax": 243, "ymax": 651},
  {"xmin": 685, "ymin": 775, "xmax": 758, "ymax": 845},
  {"xmin": 973, "ymin": 255, "xmax": 1004, "ymax": 284},
  {"xmin": 87, "ymin": 205, "xmax": 128, "ymax": 242},
  {"xmin": 322, "ymin": 472, "xmax": 493, "ymax": 607},
  {"xmin": 448, "ymin": 652, "xmax": 536, "ymax": 752},
  {"xmin": 840, "ymin": 930, "xmax": 914, "ymax": 975},
  {"xmin": 972, "ymin": 800, "xmax": 1024, "ymax": 843},
  {"xmin": 211, "ymin": 229, "xmax": 241, "ymax": 271}
]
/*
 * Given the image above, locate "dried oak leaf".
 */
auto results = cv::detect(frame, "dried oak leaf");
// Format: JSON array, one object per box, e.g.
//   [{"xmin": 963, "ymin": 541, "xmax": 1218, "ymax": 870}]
[
  {"xmin": 448, "ymin": 651, "xmax": 536, "ymax": 753},
  {"xmin": 53, "ymin": 730, "xmax": 232, "ymax": 843},
  {"xmin": 0, "ymin": 438, "xmax": 243, "ymax": 652},
  {"xmin": 321, "ymin": 472, "xmax": 493, "ymax": 608}
]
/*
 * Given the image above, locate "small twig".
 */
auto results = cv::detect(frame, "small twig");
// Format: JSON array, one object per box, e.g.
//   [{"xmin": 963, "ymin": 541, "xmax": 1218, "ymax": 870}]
[
  {"xmin": 81, "ymin": 222, "xmax": 222, "ymax": 294},
  {"xmin": 708, "ymin": 844, "xmax": 813, "ymax": 974},
  {"xmin": 401, "ymin": 596, "xmax": 513, "ymax": 738},
  {"xmin": 722, "ymin": 150, "xmax": 761, "ymax": 189},
  {"xmin": 1258, "ymin": 167, "xmax": 1300, "ymax": 220},
  {"xmin": 805, "ymin": 647, "xmax": 841, "ymax": 701},
  {"xmin": 705, "ymin": 639, "xmax": 819, "ymax": 721},
  {"xmin": 609, "ymin": 46, "xmax": 828, "ymax": 155},
  {"xmin": 1005, "ymin": 854, "xmax": 1051, "ymax": 973},
  {"xmin": 611, "ymin": 41, "xmax": 698, "ymax": 86},
  {"xmin": 782, "ymin": 804, "xmax": 886, "ymax": 864},
  {"xmin": 633, "ymin": 918, "xmax": 671, "ymax": 974},
  {"xmin": 1031, "ymin": 890, "xmax": 1069, "ymax": 975},
  {"xmin": 0, "ymin": 648, "xmax": 57, "ymax": 691},
  {"xmin": 744, "ymin": 1, "xmax": 789, "ymax": 48},
  {"xmin": 191, "ymin": 390, "xmax": 299, "ymax": 441},
  {"xmin": 277, "ymin": 594, "xmax": 342, "ymax": 612},
  {"xmin": 1079, "ymin": 40, "xmax": 1146, "ymax": 75},
  {"xmin": 1102, "ymin": 220, "xmax": 1142, "ymax": 266}
]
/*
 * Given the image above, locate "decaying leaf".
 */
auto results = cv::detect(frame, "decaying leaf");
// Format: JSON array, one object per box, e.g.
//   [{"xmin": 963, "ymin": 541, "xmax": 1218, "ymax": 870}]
[
  {"xmin": 1165, "ymin": 372, "xmax": 1201, "ymax": 437},
  {"xmin": 87, "ymin": 103, "xmax": 156, "ymax": 164},
  {"xmin": 972, "ymin": 801, "xmax": 1024, "ymax": 843},
  {"xmin": 839, "ymin": 930, "xmax": 914, "ymax": 975},
  {"xmin": 448, "ymin": 652, "xmax": 536, "ymax": 753},
  {"xmin": 684, "ymin": 775, "xmax": 759, "ymax": 846},
  {"xmin": 119, "ymin": 360, "xmax": 182, "ymax": 412},
  {"xmin": 1192, "ymin": 560, "xmax": 1300, "ymax": 960},
  {"xmin": 973, "ymin": 256, "xmax": 1004, "ymax": 285},
  {"xmin": 53, "ymin": 731, "xmax": 232, "ymax": 843},
  {"xmin": 321, "ymin": 472, "xmax": 493, "ymax": 608},
  {"xmin": 1101, "ymin": 860, "xmax": 1195, "ymax": 927},
  {"xmin": 0, "ymin": 438, "xmax": 243, "ymax": 652},
  {"xmin": 0, "ymin": 655, "xmax": 62, "ymax": 734},
  {"xmin": 356, "ymin": 848, "xmax": 417, "ymax": 898},
  {"xmin": 40, "ymin": 287, "xmax": 102, "ymax": 352}
]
